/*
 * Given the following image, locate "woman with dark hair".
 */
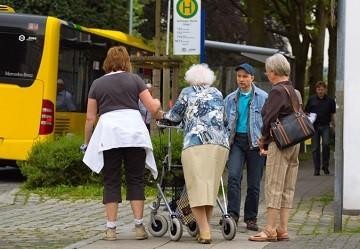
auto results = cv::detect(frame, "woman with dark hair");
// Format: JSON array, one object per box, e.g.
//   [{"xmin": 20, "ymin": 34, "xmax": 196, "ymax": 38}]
[{"xmin": 82, "ymin": 46, "xmax": 161, "ymax": 241}]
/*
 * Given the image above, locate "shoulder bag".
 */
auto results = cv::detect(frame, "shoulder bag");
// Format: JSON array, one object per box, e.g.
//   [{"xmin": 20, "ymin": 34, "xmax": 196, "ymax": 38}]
[{"xmin": 270, "ymin": 85, "xmax": 315, "ymax": 150}]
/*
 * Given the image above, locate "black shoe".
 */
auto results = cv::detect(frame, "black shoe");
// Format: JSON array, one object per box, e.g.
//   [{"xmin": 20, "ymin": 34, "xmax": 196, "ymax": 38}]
[
  {"xmin": 245, "ymin": 219, "xmax": 259, "ymax": 231},
  {"xmin": 219, "ymin": 213, "xmax": 238, "ymax": 226},
  {"xmin": 323, "ymin": 168, "xmax": 330, "ymax": 175},
  {"xmin": 314, "ymin": 170, "xmax": 320, "ymax": 176}
]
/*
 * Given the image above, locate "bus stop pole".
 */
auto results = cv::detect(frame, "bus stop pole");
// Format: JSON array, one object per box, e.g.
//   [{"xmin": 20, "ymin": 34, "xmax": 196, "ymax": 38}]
[
  {"xmin": 200, "ymin": 9, "xmax": 206, "ymax": 63},
  {"xmin": 129, "ymin": 0, "xmax": 133, "ymax": 35},
  {"xmin": 334, "ymin": 0, "xmax": 345, "ymax": 232},
  {"xmin": 165, "ymin": 0, "xmax": 171, "ymax": 56}
]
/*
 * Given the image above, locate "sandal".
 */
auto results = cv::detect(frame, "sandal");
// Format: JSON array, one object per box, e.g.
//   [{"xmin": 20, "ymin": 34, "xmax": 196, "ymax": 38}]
[
  {"xmin": 276, "ymin": 228, "xmax": 289, "ymax": 241},
  {"xmin": 197, "ymin": 231, "xmax": 211, "ymax": 244},
  {"xmin": 248, "ymin": 225, "xmax": 277, "ymax": 242}
]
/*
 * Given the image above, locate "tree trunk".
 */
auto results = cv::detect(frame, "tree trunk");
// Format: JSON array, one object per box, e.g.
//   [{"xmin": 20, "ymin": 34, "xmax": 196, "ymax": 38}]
[
  {"xmin": 309, "ymin": 0, "xmax": 327, "ymax": 94},
  {"xmin": 294, "ymin": 46, "xmax": 310, "ymax": 98},
  {"xmin": 327, "ymin": 24, "xmax": 337, "ymax": 98},
  {"xmin": 290, "ymin": 34, "xmax": 311, "ymax": 98},
  {"xmin": 246, "ymin": 0, "xmax": 266, "ymax": 71},
  {"xmin": 247, "ymin": 0, "xmax": 266, "ymax": 47}
]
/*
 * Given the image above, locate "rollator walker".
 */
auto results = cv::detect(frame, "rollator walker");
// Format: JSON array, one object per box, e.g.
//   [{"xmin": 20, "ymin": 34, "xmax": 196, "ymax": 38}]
[{"xmin": 148, "ymin": 119, "xmax": 237, "ymax": 241}]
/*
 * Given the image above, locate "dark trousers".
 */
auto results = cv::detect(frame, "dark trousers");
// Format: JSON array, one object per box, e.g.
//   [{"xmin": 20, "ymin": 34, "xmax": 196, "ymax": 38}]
[
  {"xmin": 227, "ymin": 133, "xmax": 265, "ymax": 221},
  {"xmin": 312, "ymin": 125, "xmax": 331, "ymax": 171},
  {"xmin": 102, "ymin": 147, "xmax": 146, "ymax": 204}
]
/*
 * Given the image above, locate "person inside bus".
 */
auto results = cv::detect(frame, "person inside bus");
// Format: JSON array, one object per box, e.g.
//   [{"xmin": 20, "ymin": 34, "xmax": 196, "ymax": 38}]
[
  {"xmin": 138, "ymin": 82, "xmax": 153, "ymax": 133},
  {"xmin": 81, "ymin": 46, "xmax": 161, "ymax": 241},
  {"xmin": 56, "ymin": 78, "xmax": 76, "ymax": 111}
]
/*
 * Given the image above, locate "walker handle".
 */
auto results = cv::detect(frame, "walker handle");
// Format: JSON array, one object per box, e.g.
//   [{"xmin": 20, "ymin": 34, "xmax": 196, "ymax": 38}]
[{"xmin": 156, "ymin": 119, "xmax": 181, "ymax": 128}]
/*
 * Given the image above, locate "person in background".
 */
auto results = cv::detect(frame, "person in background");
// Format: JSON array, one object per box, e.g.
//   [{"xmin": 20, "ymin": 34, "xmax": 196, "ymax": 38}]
[
  {"xmin": 56, "ymin": 78, "xmax": 76, "ymax": 111},
  {"xmin": 81, "ymin": 46, "xmax": 161, "ymax": 241},
  {"xmin": 249, "ymin": 53, "xmax": 300, "ymax": 242},
  {"xmin": 223, "ymin": 63, "xmax": 267, "ymax": 231},
  {"xmin": 305, "ymin": 81, "xmax": 336, "ymax": 176},
  {"xmin": 157, "ymin": 64, "xmax": 229, "ymax": 244},
  {"xmin": 294, "ymin": 89, "xmax": 303, "ymax": 109},
  {"xmin": 139, "ymin": 83, "xmax": 153, "ymax": 132}
]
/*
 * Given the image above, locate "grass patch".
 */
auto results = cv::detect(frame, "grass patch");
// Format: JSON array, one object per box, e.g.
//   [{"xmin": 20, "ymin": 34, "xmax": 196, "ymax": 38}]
[
  {"xmin": 20, "ymin": 184, "xmax": 158, "ymax": 201},
  {"xmin": 313, "ymin": 193, "xmax": 334, "ymax": 206},
  {"xmin": 299, "ymin": 151, "xmax": 312, "ymax": 161},
  {"xmin": 21, "ymin": 184, "xmax": 103, "ymax": 200},
  {"xmin": 344, "ymin": 227, "xmax": 360, "ymax": 233}
]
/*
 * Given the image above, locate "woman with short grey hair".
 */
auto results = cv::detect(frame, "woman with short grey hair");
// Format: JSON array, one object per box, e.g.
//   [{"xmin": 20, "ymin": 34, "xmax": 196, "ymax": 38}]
[
  {"xmin": 157, "ymin": 64, "xmax": 229, "ymax": 244},
  {"xmin": 249, "ymin": 53, "xmax": 300, "ymax": 242},
  {"xmin": 265, "ymin": 53, "xmax": 291, "ymax": 77}
]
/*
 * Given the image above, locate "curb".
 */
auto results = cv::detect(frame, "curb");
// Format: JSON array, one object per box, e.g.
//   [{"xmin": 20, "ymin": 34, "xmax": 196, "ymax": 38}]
[
  {"xmin": 0, "ymin": 187, "xmax": 20, "ymax": 205},
  {"xmin": 63, "ymin": 234, "xmax": 103, "ymax": 249}
]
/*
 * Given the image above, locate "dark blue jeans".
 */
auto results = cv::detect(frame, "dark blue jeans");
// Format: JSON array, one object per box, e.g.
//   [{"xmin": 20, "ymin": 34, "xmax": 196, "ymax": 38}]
[
  {"xmin": 312, "ymin": 125, "xmax": 331, "ymax": 170},
  {"xmin": 227, "ymin": 133, "xmax": 265, "ymax": 221}
]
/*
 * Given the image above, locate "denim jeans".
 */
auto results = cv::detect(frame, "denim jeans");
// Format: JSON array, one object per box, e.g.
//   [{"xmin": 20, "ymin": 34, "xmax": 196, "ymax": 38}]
[
  {"xmin": 227, "ymin": 133, "xmax": 265, "ymax": 221},
  {"xmin": 312, "ymin": 125, "xmax": 330, "ymax": 170}
]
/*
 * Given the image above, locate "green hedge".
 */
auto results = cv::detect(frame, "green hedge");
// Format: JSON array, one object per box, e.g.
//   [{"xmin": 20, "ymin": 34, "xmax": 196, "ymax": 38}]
[
  {"xmin": 18, "ymin": 131, "xmax": 184, "ymax": 189},
  {"xmin": 146, "ymin": 129, "xmax": 184, "ymax": 186},
  {"xmin": 151, "ymin": 129, "xmax": 183, "ymax": 167},
  {"xmin": 18, "ymin": 135, "xmax": 101, "ymax": 188}
]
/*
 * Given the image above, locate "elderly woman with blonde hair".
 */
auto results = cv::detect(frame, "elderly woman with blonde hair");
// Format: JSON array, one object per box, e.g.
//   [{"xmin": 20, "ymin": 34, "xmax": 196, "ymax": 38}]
[{"xmin": 157, "ymin": 64, "xmax": 229, "ymax": 244}]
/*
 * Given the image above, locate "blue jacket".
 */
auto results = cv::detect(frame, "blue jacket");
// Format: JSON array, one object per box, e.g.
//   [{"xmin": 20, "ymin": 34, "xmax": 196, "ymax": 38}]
[{"xmin": 224, "ymin": 83, "xmax": 268, "ymax": 148}]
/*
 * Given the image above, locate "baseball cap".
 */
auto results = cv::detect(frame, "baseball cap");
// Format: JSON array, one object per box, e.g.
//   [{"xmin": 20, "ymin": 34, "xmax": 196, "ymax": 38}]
[{"xmin": 235, "ymin": 63, "xmax": 255, "ymax": 76}]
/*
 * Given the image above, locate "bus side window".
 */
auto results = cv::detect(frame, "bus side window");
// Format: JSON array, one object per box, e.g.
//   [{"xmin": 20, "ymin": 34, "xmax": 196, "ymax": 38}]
[
  {"xmin": 58, "ymin": 24, "xmax": 108, "ymax": 112},
  {"xmin": 56, "ymin": 78, "xmax": 76, "ymax": 111}
]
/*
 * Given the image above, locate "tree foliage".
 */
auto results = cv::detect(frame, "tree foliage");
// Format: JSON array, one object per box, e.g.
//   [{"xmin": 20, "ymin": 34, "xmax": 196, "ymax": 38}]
[
  {"xmin": 3, "ymin": 0, "xmax": 336, "ymax": 97},
  {"xmin": 264, "ymin": 0, "xmax": 336, "ymax": 97},
  {"xmin": 2, "ymin": 0, "xmax": 144, "ymax": 32}
]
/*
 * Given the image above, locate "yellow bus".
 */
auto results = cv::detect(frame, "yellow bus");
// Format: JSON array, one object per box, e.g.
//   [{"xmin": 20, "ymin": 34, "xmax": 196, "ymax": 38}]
[{"xmin": 0, "ymin": 9, "xmax": 153, "ymax": 166}]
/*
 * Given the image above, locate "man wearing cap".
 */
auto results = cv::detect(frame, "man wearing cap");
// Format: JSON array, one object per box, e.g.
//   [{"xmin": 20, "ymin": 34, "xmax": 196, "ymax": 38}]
[{"xmin": 223, "ymin": 63, "xmax": 268, "ymax": 231}]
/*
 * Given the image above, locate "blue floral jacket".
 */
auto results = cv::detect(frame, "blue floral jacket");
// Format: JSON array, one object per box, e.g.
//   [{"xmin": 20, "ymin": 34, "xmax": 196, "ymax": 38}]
[{"xmin": 164, "ymin": 86, "xmax": 229, "ymax": 150}]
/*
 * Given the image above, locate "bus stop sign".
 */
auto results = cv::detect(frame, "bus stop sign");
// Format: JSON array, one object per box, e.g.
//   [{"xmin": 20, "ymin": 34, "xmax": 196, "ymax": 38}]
[{"xmin": 173, "ymin": 0, "xmax": 201, "ymax": 55}]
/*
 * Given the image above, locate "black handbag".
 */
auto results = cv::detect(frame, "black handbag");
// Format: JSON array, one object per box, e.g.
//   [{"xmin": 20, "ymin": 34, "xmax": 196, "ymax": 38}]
[{"xmin": 270, "ymin": 85, "xmax": 315, "ymax": 150}]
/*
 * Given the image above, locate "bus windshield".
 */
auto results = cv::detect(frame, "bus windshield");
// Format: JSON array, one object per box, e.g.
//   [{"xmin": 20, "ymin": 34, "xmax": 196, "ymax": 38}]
[{"xmin": 0, "ymin": 14, "xmax": 45, "ymax": 87}]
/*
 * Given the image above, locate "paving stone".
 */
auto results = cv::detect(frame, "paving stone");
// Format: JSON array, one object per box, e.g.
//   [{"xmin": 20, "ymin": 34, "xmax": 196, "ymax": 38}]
[{"xmin": 2, "ymin": 159, "xmax": 360, "ymax": 248}]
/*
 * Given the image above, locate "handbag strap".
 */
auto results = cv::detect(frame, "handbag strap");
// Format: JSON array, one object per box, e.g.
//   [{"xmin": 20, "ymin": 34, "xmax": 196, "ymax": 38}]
[{"xmin": 279, "ymin": 84, "xmax": 301, "ymax": 113}]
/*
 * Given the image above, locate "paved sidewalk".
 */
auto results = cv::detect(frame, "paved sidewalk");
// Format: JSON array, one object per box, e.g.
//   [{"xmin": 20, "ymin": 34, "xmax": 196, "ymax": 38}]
[
  {"xmin": 1, "ymin": 157, "xmax": 360, "ymax": 248},
  {"xmin": 63, "ymin": 157, "xmax": 360, "ymax": 249}
]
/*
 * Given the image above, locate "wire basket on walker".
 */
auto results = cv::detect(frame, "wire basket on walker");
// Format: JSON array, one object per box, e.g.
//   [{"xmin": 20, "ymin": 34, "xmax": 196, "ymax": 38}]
[{"xmin": 148, "ymin": 119, "xmax": 237, "ymax": 241}]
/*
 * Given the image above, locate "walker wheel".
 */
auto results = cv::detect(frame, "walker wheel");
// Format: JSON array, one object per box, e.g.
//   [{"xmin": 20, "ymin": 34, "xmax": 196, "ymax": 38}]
[
  {"xmin": 222, "ymin": 216, "xmax": 237, "ymax": 240},
  {"xmin": 169, "ymin": 217, "xmax": 183, "ymax": 241},
  {"xmin": 187, "ymin": 221, "xmax": 198, "ymax": 237},
  {"xmin": 148, "ymin": 214, "xmax": 168, "ymax": 237}
]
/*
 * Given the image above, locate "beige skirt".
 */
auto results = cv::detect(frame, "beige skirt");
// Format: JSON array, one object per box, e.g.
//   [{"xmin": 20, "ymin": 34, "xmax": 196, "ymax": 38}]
[{"xmin": 181, "ymin": 144, "xmax": 229, "ymax": 207}]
